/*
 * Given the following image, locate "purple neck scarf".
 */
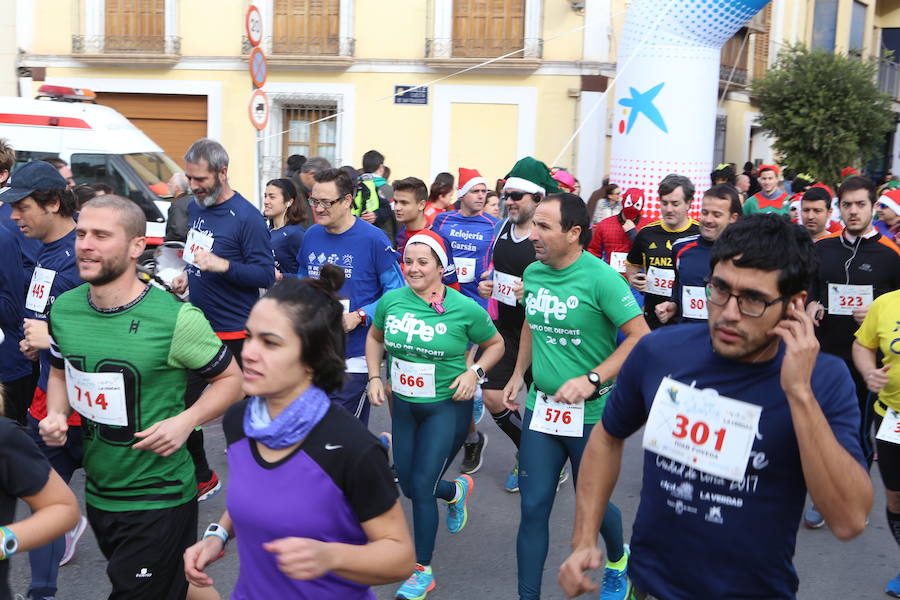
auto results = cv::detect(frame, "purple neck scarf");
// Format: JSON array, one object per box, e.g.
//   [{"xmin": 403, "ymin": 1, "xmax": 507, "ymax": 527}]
[{"xmin": 243, "ymin": 385, "xmax": 330, "ymax": 449}]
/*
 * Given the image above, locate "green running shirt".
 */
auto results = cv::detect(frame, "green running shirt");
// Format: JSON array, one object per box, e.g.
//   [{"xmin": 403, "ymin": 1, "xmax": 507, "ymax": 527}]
[
  {"xmin": 523, "ymin": 251, "xmax": 642, "ymax": 424},
  {"xmin": 374, "ymin": 286, "xmax": 497, "ymax": 403},
  {"xmin": 48, "ymin": 284, "xmax": 228, "ymax": 511}
]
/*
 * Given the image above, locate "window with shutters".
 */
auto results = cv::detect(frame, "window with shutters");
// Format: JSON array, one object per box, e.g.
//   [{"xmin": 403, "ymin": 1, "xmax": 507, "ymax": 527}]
[
  {"xmin": 720, "ymin": 30, "xmax": 749, "ymax": 88},
  {"xmin": 751, "ymin": 3, "xmax": 771, "ymax": 80},
  {"xmin": 104, "ymin": 0, "xmax": 164, "ymax": 52},
  {"xmin": 273, "ymin": 0, "xmax": 341, "ymax": 55},
  {"xmin": 281, "ymin": 107, "xmax": 338, "ymax": 166},
  {"xmin": 452, "ymin": 0, "xmax": 525, "ymax": 58},
  {"xmin": 73, "ymin": 0, "xmax": 179, "ymax": 58}
]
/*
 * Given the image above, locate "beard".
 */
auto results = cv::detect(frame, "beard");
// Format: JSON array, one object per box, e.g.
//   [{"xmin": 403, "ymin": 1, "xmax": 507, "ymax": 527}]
[
  {"xmin": 509, "ymin": 206, "xmax": 535, "ymax": 225},
  {"xmin": 81, "ymin": 253, "xmax": 132, "ymax": 286},
  {"xmin": 194, "ymin": 179, "xmax": 224, "ymax": 208}
]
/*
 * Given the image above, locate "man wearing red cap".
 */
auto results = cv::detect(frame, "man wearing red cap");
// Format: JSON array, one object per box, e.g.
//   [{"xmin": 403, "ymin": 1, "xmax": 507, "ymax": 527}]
[
  {"xmin": 743, "ymin": 165, "xmax": 790, "ymax": 216},
  {"xmin": 431, "ymin": 168, "xmax": 498, "ymax": 309},
  {"xmin": 876, "ymin": 188, "xmax": 900, "ymax": 243}
]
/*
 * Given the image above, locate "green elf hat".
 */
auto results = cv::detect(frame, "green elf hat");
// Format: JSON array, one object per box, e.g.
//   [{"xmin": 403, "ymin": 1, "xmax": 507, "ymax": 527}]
[{"xmin": 503, "ymin": 157, "xmax": 559, "ymax": 196}]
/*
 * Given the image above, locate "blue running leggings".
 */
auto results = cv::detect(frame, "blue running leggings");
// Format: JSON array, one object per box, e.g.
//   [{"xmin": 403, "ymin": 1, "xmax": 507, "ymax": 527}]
[
  {"xmin": 392, "ymin": 395, "xmax": 472, "ymax": 565},
  {"xmin": 517, "ymin": 409, "xmax": 624, "ymax": 600}
]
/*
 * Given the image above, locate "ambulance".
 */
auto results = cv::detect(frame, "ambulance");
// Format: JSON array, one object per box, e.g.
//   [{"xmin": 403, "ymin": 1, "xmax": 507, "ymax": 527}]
[{"xmin": 0, "ymin": 85, "xmax": 185, "ymax": 246}]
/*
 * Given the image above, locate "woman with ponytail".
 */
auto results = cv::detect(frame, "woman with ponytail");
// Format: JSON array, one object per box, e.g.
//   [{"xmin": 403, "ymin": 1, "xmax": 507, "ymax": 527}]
[{"xmin": 184, "ymin": 265, "xmax": 414, "ymax": 598}]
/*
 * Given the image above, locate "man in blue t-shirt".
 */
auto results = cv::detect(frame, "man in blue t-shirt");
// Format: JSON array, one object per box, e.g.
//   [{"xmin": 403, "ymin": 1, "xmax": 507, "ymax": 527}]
[
  {"xmin": 559, "ymin": 214, "xmax": 872, "ymax": 600},
  {"xmin": 171, "ymin": 138, "xmax": 274, "ymax": 500},
  {"xmin": 655, "ymin": 184, "xmax": 742, "ymax": 326},
  {"xmin": 297, "ymin": 167, "xmax": 403, "ymax": 425},
  {"xmin": 431, "ymin": 168, "xmax": 498, "ymax": 309}
]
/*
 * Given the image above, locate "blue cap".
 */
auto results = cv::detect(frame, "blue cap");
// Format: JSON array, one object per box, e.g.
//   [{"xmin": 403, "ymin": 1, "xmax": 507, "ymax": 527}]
[{"xmin": 0, "ymin": 161, "xmax": 68, "ymax": 203}]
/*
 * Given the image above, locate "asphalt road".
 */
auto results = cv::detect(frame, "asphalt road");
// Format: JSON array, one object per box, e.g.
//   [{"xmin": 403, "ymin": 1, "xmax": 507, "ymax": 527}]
[{"xmin": 10, "ymin": 402, "xmax": 898, "ymax": 600}]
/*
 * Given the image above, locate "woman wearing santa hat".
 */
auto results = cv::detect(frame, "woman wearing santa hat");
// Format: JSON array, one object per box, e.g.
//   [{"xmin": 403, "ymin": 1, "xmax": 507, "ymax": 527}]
[{"xmin": 366, "ymin": 229, "xmax": 504, "ymax": 600}]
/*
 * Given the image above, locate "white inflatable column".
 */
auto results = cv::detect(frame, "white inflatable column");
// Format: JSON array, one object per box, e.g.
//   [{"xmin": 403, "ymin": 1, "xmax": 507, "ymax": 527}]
[{"xmin": 609, "ymin": 0, "xmax": 770, "ymax": 220}]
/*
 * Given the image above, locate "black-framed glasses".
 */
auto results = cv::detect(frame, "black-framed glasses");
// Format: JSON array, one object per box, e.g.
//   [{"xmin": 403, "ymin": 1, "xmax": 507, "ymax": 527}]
[
  {"xmin": 308, "ymin": 196, "xmax": 344, "ymax": 209},
  {"xmin": 503, "ymin": 191, "xmax": 536, "ymax": 202},
  {"xmin": 705, "ymin": 278, "xmax": 786, "ymax": 318}
]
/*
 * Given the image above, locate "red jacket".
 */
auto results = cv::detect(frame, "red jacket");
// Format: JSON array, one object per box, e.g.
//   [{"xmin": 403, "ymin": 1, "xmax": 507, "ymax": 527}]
[{"xmin": 588, "ymin": 215, "xmax": 648, "ymax": 272}]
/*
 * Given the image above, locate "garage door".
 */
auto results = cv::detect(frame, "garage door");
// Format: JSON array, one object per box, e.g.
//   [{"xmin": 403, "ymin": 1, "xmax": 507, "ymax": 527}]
[{"xmin": 94, "ymin": 92, "xmax": 207, "ymax": 168}]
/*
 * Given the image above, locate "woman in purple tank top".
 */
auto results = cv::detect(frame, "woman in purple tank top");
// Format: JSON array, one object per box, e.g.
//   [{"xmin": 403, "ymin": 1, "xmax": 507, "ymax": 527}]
[{"xmin": 184, "ymin": 267, "xmax": 413, "ymax": 599}]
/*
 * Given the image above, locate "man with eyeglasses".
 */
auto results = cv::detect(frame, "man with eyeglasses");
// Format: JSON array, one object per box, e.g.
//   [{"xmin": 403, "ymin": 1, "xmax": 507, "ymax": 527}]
[
  {"xmin": 560, "ymin": 213, "xmax": 871, "ymax": 600},
  {"xmin": 802, "ymin": 175, "xmax": 900, "ymax": 528},
  {"xmin": 625, "ymin": 174, "xmax": 700, "ymax": 330},
  {"xmin": 296, "ymin": 167, "xmax": 403, "ymax": 425},
  {"xmin": 655, "ymin": 184, "xmax": 742, "ymax": 325}
]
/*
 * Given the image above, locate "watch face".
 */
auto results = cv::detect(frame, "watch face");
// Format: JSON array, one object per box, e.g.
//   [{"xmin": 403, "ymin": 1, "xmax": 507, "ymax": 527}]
[{"xmin": 588, "ymin": 372, "xmax": 600, "ymax": 384}]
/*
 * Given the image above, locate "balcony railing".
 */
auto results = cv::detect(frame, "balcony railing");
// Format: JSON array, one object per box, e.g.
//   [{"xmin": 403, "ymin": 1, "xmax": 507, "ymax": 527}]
[
  {"xmin": 425, "ymin": 38, "xmax": 542, "ymax": 60},
  {"xmin": 719, "ymin": 63, "xmax": 748, "ymax": 88},
  {"xmin": 72, "ymin": 34, "xmax": 180, "ymax": 55},
  {"xmin": 879, "ymin": 61, "xmax": 900, "ymax": 100},
  {"xmin": 241, "ymin": 36, "xmax": 354, "ymax": 57}
]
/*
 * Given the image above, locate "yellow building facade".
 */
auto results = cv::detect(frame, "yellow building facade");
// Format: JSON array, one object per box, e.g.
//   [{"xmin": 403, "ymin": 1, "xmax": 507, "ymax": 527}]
[
  {"xmin": 718, "ymin": 0, "xmax": 900, "ymax": 174},
  {"xmin": 15, "ymin": 0, "xmax": 900, "ymax": 206},
  {"xmin": 18, "ymin": 0, "xmax": 623, "ymax": 204}
]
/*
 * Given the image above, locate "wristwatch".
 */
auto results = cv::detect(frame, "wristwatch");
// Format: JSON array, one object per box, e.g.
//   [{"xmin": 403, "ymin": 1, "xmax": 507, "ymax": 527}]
[
  {"xmin": 357, "ymin": 309, "xmax": 367, "ymax": 324},
  {"xmin": 0, "ymin": 526, "xmax": 18, "ymax": 560},
  {"xmin": 470, "ymin": 364, "xmax": 486, "ymax": 384},
  {"xmin": 203, "ymin": 523, "xmax": 230, "ymax": 545},
  {"xmin": 586, "ymin": 371, "xmax": 602, "ymax": 387}
]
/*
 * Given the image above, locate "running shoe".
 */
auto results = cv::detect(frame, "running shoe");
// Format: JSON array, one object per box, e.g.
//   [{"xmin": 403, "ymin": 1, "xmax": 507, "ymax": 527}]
[
  {"xmin": 472, "ymin": 386, "xmax": 484, "ymax": 424},
  {"xmin": 600, "ymin": 544, "xmax": 632, "ymax": 600},
  {"xmin": 197, "ymin": 471, "xmax": 222, "ymax": 502},
  {"xmin": 447, "ymin": 474, "xmax": 474, "ymax": 534},
  {"xmin": 58, "ymin": 514, "xmax": 88, "ymax": 566},
  {"xmin": 460, "ymin": 431, "xmax": 487, "ymax": 474},
  {"xmin": 505, "ymin": 460, "xmax": 520, "ymax": 493},
  {"xmin": 803, "ymin": 503, "xmax": 825, "ymax": 529},
  {"xmin": 395, "ymin": 563, "xmax": 435, "ymax": 600},
  {"xmin": 557, "ymin": 466, "xmax": 569, "ymax": 491},
  {"xmin": 887, "ymin": 573, "xmax": 900, "ymax": 598}
]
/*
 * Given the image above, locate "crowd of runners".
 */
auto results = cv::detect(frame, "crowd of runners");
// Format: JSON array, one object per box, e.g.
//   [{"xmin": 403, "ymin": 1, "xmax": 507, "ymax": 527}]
[{"xmin": 0, "ymin": 138, "xmax": 898, "ymax": 600}]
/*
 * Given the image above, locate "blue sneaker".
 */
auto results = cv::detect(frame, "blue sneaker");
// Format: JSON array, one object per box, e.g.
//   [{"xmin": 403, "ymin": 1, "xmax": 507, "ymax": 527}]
[
  {"xmin": 886, "ymin": 573, "xmax": 900, "ymax": 598},
  {"xmin": 803, "ymin": 503, "xmax": 824, "ymax": 529},
  {"xmin": 600, "ymin": 545, "xmax": 631, "ymax": 600},
  {"xmin": 505, "ymin": 459, "xmax": 519, "ymax": 493},
  {"xmin": 447, "ymin": 474, "xmax": 473, "ymax": 533},
  {"xmin": 395, "ymin": 564, "xmax": 435, "ymax": 600},
  {"xmin": 472, "ymin": 386, "xmax": 484, "ymax": 424}
]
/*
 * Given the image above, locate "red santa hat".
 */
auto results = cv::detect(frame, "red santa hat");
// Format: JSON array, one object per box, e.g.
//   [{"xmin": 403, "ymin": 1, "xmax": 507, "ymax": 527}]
[
  {"xmin": 405, "ymin": 229, "xmax": 449, "ymax": 268},
  {"xmin": 841, "ymin": 166, "xmax": 860, "ymax": 179},
  {"xmin": 457, "ymin": 167, "xmax": 487, "ymax": 198},
  {"xmin": 878, "ymin": 189, "xmax": 900, "ymax": 217},
  {"xmin": 758, "ymin": 164, "xmax": 780, "ymax": 177}
]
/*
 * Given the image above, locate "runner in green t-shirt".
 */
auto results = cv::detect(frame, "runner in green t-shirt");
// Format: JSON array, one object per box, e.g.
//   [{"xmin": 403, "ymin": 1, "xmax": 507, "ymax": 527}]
[
  {"xmin": 366, "ymin": 230, "xmax": 503, "ymax": 600},
  {"xmin": 503, "ymin": 193, "xmax": 649, "ymax": 600},
  {"xmin": 39, "ymin": 196, "xmax": 243, "ymax": 600}
]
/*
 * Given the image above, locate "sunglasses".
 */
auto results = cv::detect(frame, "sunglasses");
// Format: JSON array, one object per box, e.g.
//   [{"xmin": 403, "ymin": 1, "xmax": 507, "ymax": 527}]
[{"xmin": 503, "ymin": 191, "xmax": 537, "ymax": 202}]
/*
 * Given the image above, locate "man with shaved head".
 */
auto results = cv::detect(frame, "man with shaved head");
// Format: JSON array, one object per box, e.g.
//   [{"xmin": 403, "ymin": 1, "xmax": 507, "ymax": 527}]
[{"xmin": 40, "ymin": 194, "xmax": 244, "ymax": 600}]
